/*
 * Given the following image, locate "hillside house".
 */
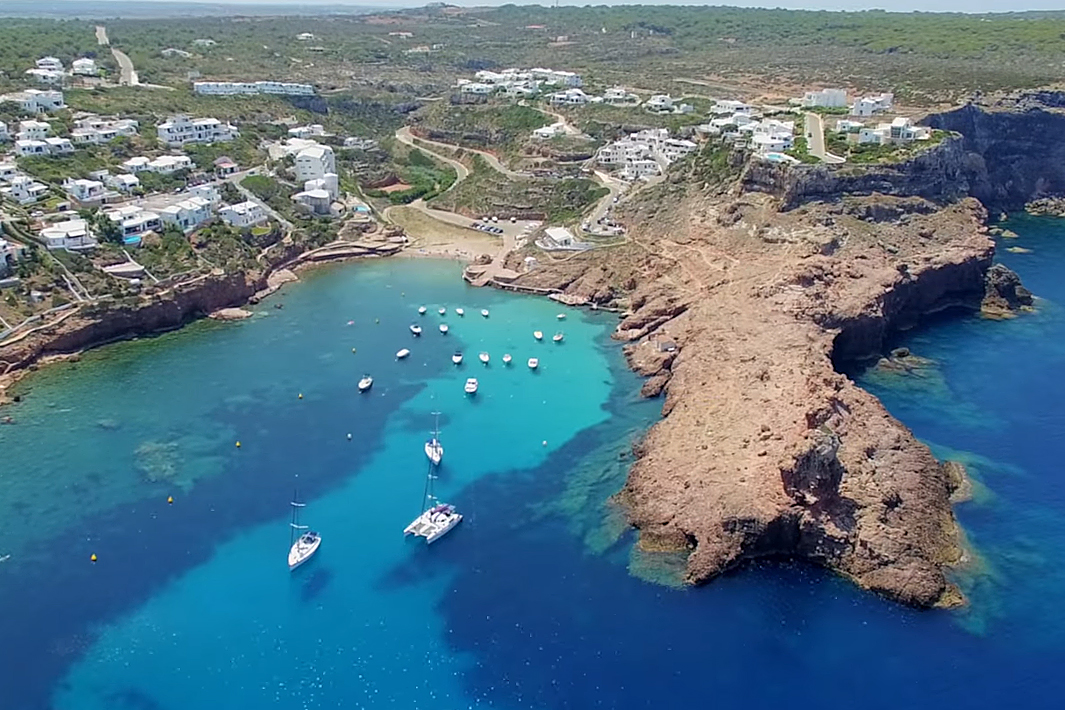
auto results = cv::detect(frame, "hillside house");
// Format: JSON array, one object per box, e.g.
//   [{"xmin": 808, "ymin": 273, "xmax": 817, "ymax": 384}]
[
  {"xmin": 16, "ymin": 119, "xmax": 50, "ymax": 141},
  {"xmin": 603, "ymin": 87, "xmax": 639, "ymax": 105},
  {"xmin": 288, "ymin": 124, "xmax": 327, "ymax": 139},
  {"xmin": 0, "ymin": 163, "xmax": 17, "ymax": 181},
  {"xmin": 711, "ymin": 99, "xmax": 752, "ymax": 115},
  {"xmin": 161, "ymin": 48, "xmax": 192, "ymax": 58},
  {"xmin": 802, "ymin": 88, "xmax": 848, "ymax": 108},
  {"xmin": 106, "ymin": 173, "xmax": 140, "ymax": 192},
  {"xmin": 295, "ymin": 145, "xmax": 336, "ymax": 183},
  {"xmin": 645, "ymin": 94, "xmax": 674, "ymax": 113},
  {"xmin": 857, "ymin": 116, "xmax": 931, "ymax": 145},
  {"xmin": 213, "ymin": 156, "xmax": 238, "ymax": 176},
  {"xmin": 36, "ymin": 57, "xmax": 64, "ymax": 72},
  {"xmin": 0, "ymin": 123, "xmax": 8, "ymax": 142},
  {"xmin": 548, "ymin": 88, "xmax": 591, "ymax": 106},
  {"xmin": 148, "ymin": 155, "xmax": 194, "ymax": 173},
  {"xmin": 533, "ymin": 122, "xmax": 566, "ymax": 139},
  {"xmin": 851, "ymin": 93, "xmax": 894, "ymax": 117},
  {"xmin": 219, "ymin": 201, "xmax": 268, "ymax": 228},
  {"xmin": 71, "ymin": 117, "xmax": 138, "ymax": 145},
  {"xmin": 0, "ymin": 89, "xmax": 65, "ymax": 113},
  {"xmin": 26, "ymin": 69, "xmax": 64, "ymax": 84},
  {"xmin": 459, "ymin": 82, "xmax": 493, "ymax": 96},
  {"xmin": 3, "ymin": 176, "xmax": 48, "ymax": 204},
  {"xmin": 157, "ymin": 115, "xmax": 237, "ymax": 147},
  {"xmin": 64, "ymin": 178, "xmax": 106, "ymax": 203},
  {"xmin": 159, "ymin": 196, "xmax": 212, "ymax": 231},
  {"xmin": 40, "ymin": 218, "xmax": 97, "ymax": 251},
  {"xmin": 71, "ymin": 58, "xmax": 97, "ymax": 76},
  {"xmin": 193, "ymin": 81, "xmax": 315, "ymax": 96},
  {"xmin": 106, "ymin": 205, "xmax": 163, "ymax": 240},
  {"xmin": 292, "ymin": 188, "xmax": 332, "ymax": 216}
]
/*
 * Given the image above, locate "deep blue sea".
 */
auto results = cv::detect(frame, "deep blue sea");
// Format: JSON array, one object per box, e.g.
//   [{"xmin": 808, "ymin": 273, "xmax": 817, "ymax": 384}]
[{"xmin": 0, "ymin": 225, "xmax": 1063, "ymax": 709}]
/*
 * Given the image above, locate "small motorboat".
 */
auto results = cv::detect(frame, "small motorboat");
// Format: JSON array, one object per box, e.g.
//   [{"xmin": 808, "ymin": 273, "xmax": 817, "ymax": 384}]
[
  {"xmin": 358, "ymin": 375, "xmax": 373, "ymax": 392},
  {"xmin": 557, "ymin": 313, "xmax": 566, "ymax": 320},
  {"xmin": 502, "ymin": 353, "xmax": 513, "ymax": 365},
  {"xmin": 464, "ymin": 377, "xmax": 479, "ymax": 394},
  {"xmin": 528, "ymin": 358, "xmax": 539, "ymax": 370},
  {"xmin": 418, "ymin": 306, "xmax": 427, "ymax": 315},
  {"xmin": 478, "ymin": 351, "xmax": 489, "ymax": 364},
  {"xmin": 410, "ymin": 324, "xmax": 422, "ymax": 335},
  {"xmin": 439, "ymin": 324, "xmax": 449, "ymax": 334},
  {"xmin": 396, "ymin": 348, "xmax": 411, "ymax": 359},
  {"xmin": 456, "ymin": 307, "xmax": 465, "ymax": 316},
  {"xmin": 438, "ymin": 307, "xmax": 446, "ymax": 315},
  {"xmin": 452, "ymin": 351, "xmax": 463, "ymax": 365},
  {"xmin": 481, "ymin": 309, "xmax": 490, "ymax": 318},
  {"xmin": 553, "ymin": 332, "xmax": 564, "ymax": 342},
  {"xmin": 534, "ymin": 331, "xmax": 543, "ymax": 341}
]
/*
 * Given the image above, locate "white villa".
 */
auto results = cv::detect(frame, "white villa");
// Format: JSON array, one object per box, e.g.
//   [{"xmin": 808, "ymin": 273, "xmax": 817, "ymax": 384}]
[
  {"xmin": 533, "ymin": 122, "xmax": 566, "ymax": 139},
  {"xmin": 0, "ymin": 163, "xmax": 17, "ymax": 181},
  {"xmin": 711, "ymin": 99, "xmax": 752, "ymax": 116},
  {"xmin": 36, "ymin": 57, "xmax": 63, "ymax": 72},
  {"xmin": 0, "ymin": 89, "xmax": 65, "ymax": 113},
  {"xmin": 603, "ymin": 87, "xmax": 639, "ymax": 105},
  {"xmin": 106, "ymin": 205, "xmax": 163, "ymax": 240},
  {"xmin": 106, "ymin": 173, "xmax": 140, "ymax": 192},
  {"xmin": 292, "ymin": 188, "xmax": 332, "ymax": 216},
  {"xmin": 157, "ymin": 115, "xmax": 237, "ymax": 147},
  {"xmin": 16, "ymin": 119, "xmax": 50, "ymax": 141},
  {"xmin": 64, "ymin": 178, "xmax": 106, "ymax": 202},
  {"xmin": 0, "ymin": 123, "xmax": 8, "ymax": 142},
  {"xmin": 219, "ymin": 201, "xmax": 268, "ymax": 228},
  {"xmin": 40, "ymin": 218, "xmax": 97, "ymax": 251},
  {"xmin": 71, "ymin": 58, "xmax": 98, "ymax": 76},
  {"xmin": 70, "ymin": 117, "xmax": 139, "ymax": 145},
  {"xmin": 548, "ymin": 88, "xmax": 592, "ymax": 107},
  {"xmin": 645, "ymin": 95, "xmax": 674, "ymax": 113},
  {"xmin": 161, "ymin": 48, "xmax": 192, "ymax": 58},
  {"xmin": 295, "ymin": 144, "xmax": 336, "ymax": 183},
  {"xmin": 802, "ymin": 88, "xmax": 848, "ymax": 108},
  {"xmin": 288, "ymin": 124, "xmax": 327, "ymax": 139},
  {"xmin": 596, "ymin": 128, "xmax": 698, "ymax": 181},
  {"xmin": 857, "ymin": 116, "xmax": 931, "ymax": 145},
  {"xmin": 160, "ymin": 196, "xmax": 212, "ymax": 231},
  {"xmin": 26, "ymin": 68, "xmax": 64, "ymax": 84},
  {"xmin": 851, "ymin": 93, "xmax": 894, "ymax": 117},
  {"xmin": 2, "ymin": 175, "xmax": 49, "ymax": 204},
  {"xmin": 15, "ymin": 137, "xmax": 74, "ymax": 156},
  {"xmin": 193, "ymin": 81, "xmax": 315, "ymax": 96}
]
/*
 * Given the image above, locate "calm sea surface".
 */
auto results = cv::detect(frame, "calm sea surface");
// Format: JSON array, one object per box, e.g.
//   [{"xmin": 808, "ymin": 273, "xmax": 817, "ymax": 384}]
[{"xmin": 1, "ymin": 231, "xmax": 1063, "ymax": 709}]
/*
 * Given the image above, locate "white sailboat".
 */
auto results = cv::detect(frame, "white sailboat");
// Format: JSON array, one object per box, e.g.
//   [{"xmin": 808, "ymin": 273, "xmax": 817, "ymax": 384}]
[
  {"xmin": 418, "ymin": 306, "xmax": 427, "ymax": 315},
  {"xmin": 438, "ymin": 307, "xmax": 446, "ymax": 315},
  {"xmin": 358, "ymin": 375, "xmax": 373, "ymax": 392},
  {"xmin": 455, "ymin": 308, "xmax": 465, "ymax": 316},
  {"xmin": 439, "ymin": 324, "xmax": 449, "ymax": 334},
  {"xmin": 553, "ymin": 332, "xmax": 564, "ymax": 342},
  {"xmin": 481, "ymin": 309, "xmax": 490, "ymax": 318},
  {"xmin": 533, "ymin": 330, "xmax": 543, "ymax": 341},
  {"xmin": 404, "ymin": 454, "xmax": 462, "ymax": 544},
  {"xmin": 410, "ymin": 324, "xmax": 422, "ymax": 335},
  {"xmin": 502, "ymin": 353, "xmax": 513, "ymax": 365},
  {"xmin": 478, "ymin": 351, "xmax": 490, "ymax": 364},
  {"xmin": 425, "ymin": 412, "xmax": 444, "ymax": 466},
  {"xmin": 452, "ymin": 351, "xmax": 463, "ymax": 364},
  {"xmin": 557, "ymin": 313, "xmax": 566, "ymax": 320},
  {"xmin": 288, "ymin": 492, "xmax": 321, "ymax": 570}
]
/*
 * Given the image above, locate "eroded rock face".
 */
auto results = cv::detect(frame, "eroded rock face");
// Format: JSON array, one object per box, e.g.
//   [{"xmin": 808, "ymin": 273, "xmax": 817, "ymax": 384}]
[
  {"xmin": 982, "ymin": 263, "xmax": 1034, "ymax": 317},
  {"xmin": 509, "ymin": 193, "xmax": 1000, "ymax": 607}
]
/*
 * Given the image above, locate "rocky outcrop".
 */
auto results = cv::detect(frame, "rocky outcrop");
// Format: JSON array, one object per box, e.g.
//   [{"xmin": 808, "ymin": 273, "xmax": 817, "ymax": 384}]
[
  {"xmin": 744, "ymin": 138, "xmax": 971, "ymax": 210},
  {"xmin": 0, "ymin": 272, "xmax": 260, "ymax": 371},
  {"xmin": 506, "ymin": 186, "xmax": 1012, "ymax": 608},
  {"xmin": 981, "ymin": 263, "xmax": 1034, "ymax": 317},
  {"xmin": 924, "ymin": 100, "xmax": 1065, "ymax": 212}
]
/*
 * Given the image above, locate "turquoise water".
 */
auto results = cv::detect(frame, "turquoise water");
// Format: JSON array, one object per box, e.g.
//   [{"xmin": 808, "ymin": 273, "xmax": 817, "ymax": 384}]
[{"xmin": 4, "ymin": 222, "xmax": 1065, "ymax": 709}]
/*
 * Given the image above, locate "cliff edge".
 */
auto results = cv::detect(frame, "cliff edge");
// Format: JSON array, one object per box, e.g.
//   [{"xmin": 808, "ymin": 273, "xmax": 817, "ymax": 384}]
[{"xmin": 505, "ymin": 123, "xmax": 1038, "ymax": 606}]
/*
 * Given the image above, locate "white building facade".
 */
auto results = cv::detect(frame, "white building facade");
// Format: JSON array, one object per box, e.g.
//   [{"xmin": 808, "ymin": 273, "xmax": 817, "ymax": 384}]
[{"xmin": 157, "ymin": 115, "xmax": 238, "ymax": 147}]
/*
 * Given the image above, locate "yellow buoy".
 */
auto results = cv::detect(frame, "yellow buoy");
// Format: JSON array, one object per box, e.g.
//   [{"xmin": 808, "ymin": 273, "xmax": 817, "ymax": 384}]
[
  {"xmin": 352, "ymin": 348, "xmax": 357, "ymax": 354},
  {"xmin": 298, "ymin": 393, "xmax": 303, "ymax": 400},
  {"xmin": 90, "ymin": 553, "xmax": 97, "ymax": 563},
  {"xmin": 167, "ymin": 496, "xmax": 174, "ymax": 505},
  {"xmin": 235, "ymin": 441, "xmax": 241, "ymax": 448}
]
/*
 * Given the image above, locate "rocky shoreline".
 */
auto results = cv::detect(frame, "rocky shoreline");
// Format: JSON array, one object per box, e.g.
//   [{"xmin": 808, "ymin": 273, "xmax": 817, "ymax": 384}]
[{"xmin": 492, "ymin": 96, "xmax": 1058, "ymax": 608}]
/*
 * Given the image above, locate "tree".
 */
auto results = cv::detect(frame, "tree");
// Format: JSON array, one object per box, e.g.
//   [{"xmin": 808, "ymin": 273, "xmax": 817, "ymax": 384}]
[{"xmin": 90, "ymin": 210, "xmax": 123, "ymax": 245}]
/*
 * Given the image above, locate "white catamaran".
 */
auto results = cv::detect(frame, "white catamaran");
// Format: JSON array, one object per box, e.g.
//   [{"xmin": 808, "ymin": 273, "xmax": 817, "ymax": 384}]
[
  {"xmin": 288, "ymin": 492, "xmax": 321, "ymax": 570},
  {"xmin": 425, "ymin": 411, "xmax": 444, "ymax": 466},
  {"xmin": 404, "ymin": 458, "xmax": 462, "ymax": 545}
]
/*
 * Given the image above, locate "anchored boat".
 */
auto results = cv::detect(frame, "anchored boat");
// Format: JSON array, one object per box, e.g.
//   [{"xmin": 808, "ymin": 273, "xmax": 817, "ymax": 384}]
[
  {"xmin": 452, "ymin": 351, "xmax": 463, "ymax": 365},
  {"xmin": 502, "ymin": 353, "xmax": 513, "ymax": 365},
  {"xmin": 410, "ymin": 324, "xmax": 422, "ymax": 335},
  {"xmin": 534, "ymin": 330, "xmax": 543, "ymax": 341},
  {"xmin": 288, "ymin": 492, "xmax": 321, "ymax": 570},
  {"xmin": 553, "ymin": 332, "xmax": 564, "ymax": 342},
  {"xmin": 358, "ymin": 375, "xmax": 373, "ymax": 392},
  {"xmin": 425, "ymin": 412, "xmax": 443, "ymax": 466},
  {"xmin": 481, "ymin": 309, "xmax": 490, "ymax": 318},
  {"xmin": 396, "ymin": 348, "xmax": 410, "ymax": 359},
  {"xmin": 464, "ymin": 377, "xmax": 479, "ymax": 394},
  {"xmin": 418, "ymin": 306, "xmax": 427, "ymax": 315},
  {"xmin": 439, "ymin": 324, "xmax": 449, "ymax": 334},
  {"xmin": 528, "ymin": 358, "xmax": 539, "ymax": 370},
  {"xmin": 479, "ymin": 351, "xmax": 490, "ymax": 364}
]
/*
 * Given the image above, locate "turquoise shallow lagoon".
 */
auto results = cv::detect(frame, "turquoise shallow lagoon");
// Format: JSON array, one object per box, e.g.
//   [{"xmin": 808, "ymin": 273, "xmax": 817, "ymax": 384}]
[{"xmin": 3, "ymin": 230, "xmax": 1065, "ymax": 709}]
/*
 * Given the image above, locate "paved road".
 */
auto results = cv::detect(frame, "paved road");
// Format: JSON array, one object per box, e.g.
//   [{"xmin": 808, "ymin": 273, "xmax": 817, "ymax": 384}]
[
  {"xmin": 95, "ymin": 26, "xmax": 109, "ymax": 45},
  {"xmin": 397, "ymin": 126, "xmax": 528, "ymax": 180},
  {"xmin": 111, "ymin": 47, "xmax": 139, "ymax": 86},
  {"xmin": 804, "ymin": 112, "xmax": 846, "ymax": 164},
  {"xmin": 395, "ymin": 126, "xmax": 469, "ymax": 187}
]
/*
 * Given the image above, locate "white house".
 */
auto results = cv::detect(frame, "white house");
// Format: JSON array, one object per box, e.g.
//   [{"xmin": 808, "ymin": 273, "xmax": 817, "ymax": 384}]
[
  {"xmin": 147, "ymin": 155, "xmax": 194, "ymax": 173},
  {"xmin": 304, "ymin": 173, "xmax": 339, "ymax": 200},
  {"xmin": 295, "ymin": 144, "xmax": 336, "ymax": 183},
  {"xmin": 459, "ymin": 82, "xmax": 494, "ymax": 96},
  {"xmin": 15, "ymin": 140, "xmax": 48, "ymax": 156},
  {"xmin": 64, "ymin": 178, "xmax": 106, "ymax": 203},
  {"xmin": 71, "ymin": 58, "xmax": 97, "ymax": 76},
  {"xmin": 40, "ymin": 218, "xmax": 97, "ymax": 251},
  {"xmin": 107, "ymin": 173, "xmax": 140, "ymax": 192},
  {"xmin": 529, "ymin": 68, "xmax": 582, "ymax": 87},
  {"xmin": 292, "ymin": 189, "xmax": 332, "ymax": 215},
  {"xmin": 36, "ymin": 57, "xmax": 64, "ymax": 72},
  {"xmin": 219, "ymin": 201, "xmax": 268, "ymax": 228},
  {"xmin": 26, "ymin": 69, "xmax": 64, "ymax": 84},
  {"xmin": 711, "ymin": 99, "xmax": 751, "ymax": 115},
  {"xmin": 533, "ymin": 122, "xmax": 566, "ymax": 139},
  {"xmin": 188, "ymin": 183, "xmax": 221, "ymax": 205},
  {"xmin": 121, "ymin": 157, "xmax": 152, "ymax": 173},
  {"xmin": 193, "ymin": 39, "xmax": 217, "ymax": 47},
  {"xmin": 288, "ymin": 124, "xmax": 327, "ymax": 139},
  {"xmin": 296, "ymin": 32, "xmax": 316, "ymax": 41},
  {"xmin": 835, "ymin": 119, "xmax": 865, "ymax": 133},
  {"xmin": 159, "ymin": 196, "xmax": 212, "ymax": 232},
  {"xmin": 645, "ymin": 94, "xmax": 674, "ymax": 113},
  {"xmin": 851, "ymin": 93, "xmax": 894, "ymax": 117},
  {"xmin": 548, "ymin": 88, "xmax": 591, "ymax": 106},
  {"xmin": 157, "ymin": 115, "xmax": 237, "ymax": 147},
  {"xmin": 343, "ymin": 136, "xmax": 377, "ymax": 150},
  {"xmin": 44, "ymin": 137, "xmax": 74, "ymax": 154},
  {"xmin": 106, "ymin": 205, "xmax": 163, "ymax": 239},
  {"xmin": 0, "ymin": 163, "xmax": 17, "ymax": 181},
  {"xmin": 661, "ymin": 138, "xmax": 698, "ymax": 162},
  {"xmin": 802, "ymin": 88, "xmax": 848, "ymax": 108},
  {"xmin": 0, "ymin": 89, "xmax": 65, "ymax": 113},
  {"xmin": 603, "ymin": 87, "xmax": 639, "ymax": 105},
  {"xmin": 161, "ymin": 48, "xmax": 192, "ymax": 58},
  {"xmin": 16, "ymin": 120, "xmax": 50, "ymax": 141},
  {"xmin": 70, "ymin": 116, "xmax": 138, "ymax": 145},
  {"xmin": 0, "ymin": 123, "xmax": 8, "ymax": 142},
  {"xmin": 3, "ymin": 176, "xmax": 48, "ymax": 204}
]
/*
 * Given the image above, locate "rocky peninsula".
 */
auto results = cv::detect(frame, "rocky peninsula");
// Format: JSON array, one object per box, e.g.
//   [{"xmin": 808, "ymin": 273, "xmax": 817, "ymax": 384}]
[{"xmin": 499, "ymin": 98, "xmax": 1053, "ymax": 607}]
